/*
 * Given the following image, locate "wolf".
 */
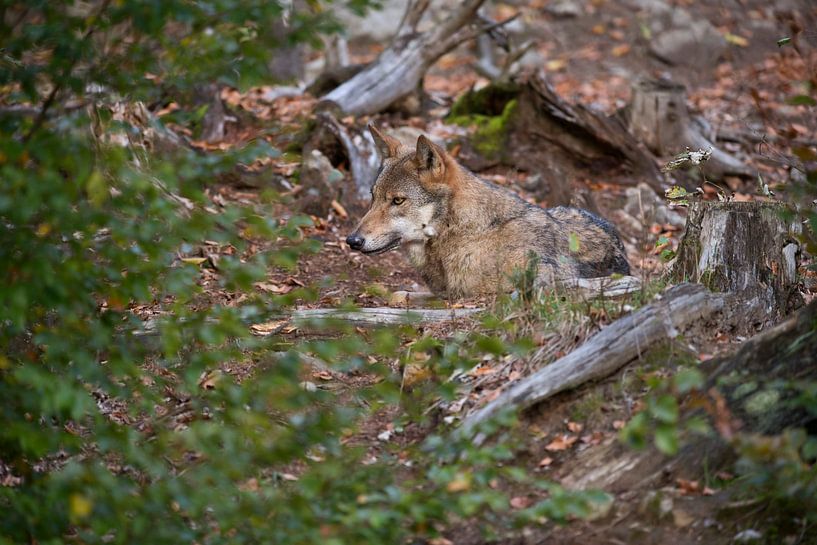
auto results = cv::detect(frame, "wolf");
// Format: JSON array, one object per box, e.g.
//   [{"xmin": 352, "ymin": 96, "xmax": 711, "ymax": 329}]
[{"xmin": 345, "ymin": 126, "xmax": 631, "ymax": 298}]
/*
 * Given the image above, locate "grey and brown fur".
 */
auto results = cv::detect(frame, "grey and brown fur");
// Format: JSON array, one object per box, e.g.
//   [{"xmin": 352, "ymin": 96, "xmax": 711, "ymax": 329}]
[{"xmin": 346, "ymin": 126, "xmax": 630, "ymax": 298}]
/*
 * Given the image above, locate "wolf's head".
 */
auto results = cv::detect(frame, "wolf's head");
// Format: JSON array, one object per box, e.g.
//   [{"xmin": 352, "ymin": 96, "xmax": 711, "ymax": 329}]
[{"xmin": 346, "ymin": 125, "xmax": 457, "ymax": 255}]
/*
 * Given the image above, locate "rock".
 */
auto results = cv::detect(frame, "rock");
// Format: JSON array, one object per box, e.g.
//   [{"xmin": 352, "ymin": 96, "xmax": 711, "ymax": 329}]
[
  {"xmin": 672, "ymin": 508, "xmax": 694, "ymax": 528},
  {"xmin": 295, "ymin": 150, "xmax": 344, "ymax": 217},
  {"xmin": 632, "ymin": 0, "xmax": 727, "ymax": 67},
  {"xmin": 544, "ymin": 0, "xmax": 583, "ymax": 18},
  {"xmin": 388, "ymin": 290, "xmax": 437, "ymax": 307},
  {"xmin": 650, "ymin": 20, "xmax": 727, "ymax": 67}
]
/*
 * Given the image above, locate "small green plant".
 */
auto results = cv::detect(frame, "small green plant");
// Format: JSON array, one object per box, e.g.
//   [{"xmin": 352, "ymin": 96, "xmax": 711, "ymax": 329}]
[{"xmin": 620, "ymin": 366, "xmax": 709, "ymax": 455}]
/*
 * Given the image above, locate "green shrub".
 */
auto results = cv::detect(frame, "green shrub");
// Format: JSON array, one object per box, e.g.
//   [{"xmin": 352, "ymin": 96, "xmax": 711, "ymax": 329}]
[{"xmin": 0, "ymin": 3, "xmax": 606, "ymax": 544}]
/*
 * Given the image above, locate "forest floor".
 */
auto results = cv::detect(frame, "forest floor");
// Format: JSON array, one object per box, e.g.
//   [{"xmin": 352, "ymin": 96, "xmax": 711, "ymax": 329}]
[{"xmin": 131, "ymin": 0, "xmax": 817, "ymax": 543}]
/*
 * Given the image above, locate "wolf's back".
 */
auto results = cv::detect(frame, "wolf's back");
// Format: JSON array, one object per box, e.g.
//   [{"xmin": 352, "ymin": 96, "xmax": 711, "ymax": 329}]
[{"xmin": 535, "ymin": 206, "xmax": 630, "ymax": 279}]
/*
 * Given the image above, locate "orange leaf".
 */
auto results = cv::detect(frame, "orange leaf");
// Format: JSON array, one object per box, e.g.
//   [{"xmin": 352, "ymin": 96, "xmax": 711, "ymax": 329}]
[
  {"xmin": 545, "ymin": 434, "xmax": 578, "ymax": 451},
  {"xmin": 612, "ymin": 44, "xmax": 631, "ymax": 57},
  {"xmin": 330, "ymin": 199, "xmax": 348, "ymax": 219},
  {"xmin": 567, "ymin": 421, "xmax": 584, "ymax": 433}
]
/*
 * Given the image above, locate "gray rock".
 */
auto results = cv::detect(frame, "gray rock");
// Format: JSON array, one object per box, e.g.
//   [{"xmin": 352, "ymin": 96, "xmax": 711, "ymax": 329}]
[
  {"xmin": 634, "ymin": 0, "xmax": 726, "ymax": 67},
  {"xmin": 650, "ymin": 19, "xmax": 727, "ymax": 67},
  {"xmin": 544, "ymin": 0, "xmax": 583, "ymax": 18}
]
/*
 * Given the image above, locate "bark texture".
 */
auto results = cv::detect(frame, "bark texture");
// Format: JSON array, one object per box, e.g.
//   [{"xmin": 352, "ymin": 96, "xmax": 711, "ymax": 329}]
[
  {"xmin": 671, "ymin": 201, "xmax": 802, "ymax": 319},
  {"xmin": 292, "ymin": 306, "xmax": 483, "ymax": 329},
  {"xmin": 514, "ymin": 77, "xmax": 663, "ymax": 189}
]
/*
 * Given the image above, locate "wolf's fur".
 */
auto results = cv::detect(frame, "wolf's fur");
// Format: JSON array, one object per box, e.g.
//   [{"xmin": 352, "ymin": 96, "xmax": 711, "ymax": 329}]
[{"xmin": 347, "ymin": 126, "xmax": 630, "ymax": 297}]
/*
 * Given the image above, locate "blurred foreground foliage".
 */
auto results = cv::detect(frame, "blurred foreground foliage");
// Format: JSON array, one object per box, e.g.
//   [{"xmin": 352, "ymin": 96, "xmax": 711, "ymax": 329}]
[{"xmin": 0, "ymin": 2, "xmax": 606, "ymax": 543}]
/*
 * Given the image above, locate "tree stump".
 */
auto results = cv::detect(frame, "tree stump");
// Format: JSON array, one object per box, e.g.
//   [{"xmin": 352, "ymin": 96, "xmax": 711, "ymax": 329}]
[
  {"xmin": 627, "ymin": 78, "xmax": 751, "ymax": 179},
  {"xmin": 671, "ymin": 201, "xmax": 802, "ymax": 318}
]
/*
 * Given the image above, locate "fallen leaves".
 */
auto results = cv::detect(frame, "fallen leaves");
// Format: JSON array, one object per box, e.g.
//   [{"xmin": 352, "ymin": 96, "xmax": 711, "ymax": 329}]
[
  {"xmin": 249, "ymin": 319, "xmax": 288, "ymax": 336},
  {"xmin": 545, "ymin": 434, "xmax": 578, "ymax": 452},
  {"xmin": 510, "ymin": 496, "xmax": 533, "ymax": 509},
  {"xmin": 538, "ymin": 456, "xmax": 554, "ymax": 467},
  {"xmin": 330, "ymin": 199, "xmax": 348, "ymax": 219},
  {"xmin": 676, "ymin": 478, "xmax": 716, "ymax": 496}
]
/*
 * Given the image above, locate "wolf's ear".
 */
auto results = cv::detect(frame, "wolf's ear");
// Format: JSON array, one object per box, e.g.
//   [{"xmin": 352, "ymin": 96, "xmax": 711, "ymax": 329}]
[
  {"xmin": 414, "ymin": 135, "xmax": 446, "ymax": 180},
  {"xmin": 368, "ymin": 124, "xmax": 402, "ymax": 159}
]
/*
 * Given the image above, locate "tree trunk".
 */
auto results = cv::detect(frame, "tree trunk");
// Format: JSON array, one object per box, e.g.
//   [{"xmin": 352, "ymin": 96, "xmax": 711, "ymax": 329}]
[
  {"xmin": 670, "ymin": 201, "xmax": 802, "ymax": 319},
  {"xmin": 322, "ymin": 0, "xmax": 491, "ymax": 115},
  {"xmin": 628, "ymin": 78, "xmax": 751, "ymax": 179}
]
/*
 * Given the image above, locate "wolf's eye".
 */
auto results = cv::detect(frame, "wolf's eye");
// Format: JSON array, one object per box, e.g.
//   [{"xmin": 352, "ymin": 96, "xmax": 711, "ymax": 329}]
[{"xmin": 391, "ymin": 197, "xmax": 406, "ymax": 206}]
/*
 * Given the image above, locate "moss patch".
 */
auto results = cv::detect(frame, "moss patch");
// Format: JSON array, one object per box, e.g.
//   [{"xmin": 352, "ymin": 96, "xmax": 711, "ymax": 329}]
[
  {"xmin": 448, "ymin": 99, "xmax": 518, "ymax": 162},
  {"xmin": 447, "ymin": 83, "xmax": 520, "ymax": 163},
  {"xmin": 448, "ymin": 82, "xmax": 519, "ymax": 118}
]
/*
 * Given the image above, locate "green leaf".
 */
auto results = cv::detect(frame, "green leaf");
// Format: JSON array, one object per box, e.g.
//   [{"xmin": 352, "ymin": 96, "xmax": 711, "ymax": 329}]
[
  {"xmin": 650, "ymin": 394, "xmax": 679, "ymax": 424},
  {"xmin": 85, "ymin": 170, "xmax": 108, "ymax": 207},
  {"xmin": 654, "ymin": 423, "xmax": 679, "ymax": 455},
  {"xmin": 619, "ymin": 412, "xmax": 649, "ymax": 450},
  {"xmin": 787, "ymin": 95, "xmax": 817, "ymax": 106},
  {"xmin": 568, "ymin": 232, "xmax": 580, "ymax": 253},
  {"xmin": 673, "ymin": 368, "xmax": 704, "ymax": 394}
]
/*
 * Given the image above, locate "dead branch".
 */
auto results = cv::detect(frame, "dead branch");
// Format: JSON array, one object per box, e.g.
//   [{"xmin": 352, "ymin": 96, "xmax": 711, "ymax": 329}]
[
  {"xmin": 459, "ymin": 284, "xmax": 727, "ymax": 441},
  {"xmin": 309, "ymin": 111, "xmax": 380, "ymax": 200},
  {"xmin": 292, "ymin": 306, "xmax": 483, "ymax": 329},
  {"xmin": 322, "ymin": 0, "xmax": 492, "ymax": 115}
]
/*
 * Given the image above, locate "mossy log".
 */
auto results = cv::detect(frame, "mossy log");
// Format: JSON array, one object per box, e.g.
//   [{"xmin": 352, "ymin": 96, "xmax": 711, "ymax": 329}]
[
  {"xmin": 627, "ymin": 78, "xmax": 751, "ymax": 179},
  {"xmin": 448, "ymin": 76, "xmax": 663, "ymax": 204},
  {"xmin": 671, "ymin": 201, "xmax": 802, "ymax": 319}
]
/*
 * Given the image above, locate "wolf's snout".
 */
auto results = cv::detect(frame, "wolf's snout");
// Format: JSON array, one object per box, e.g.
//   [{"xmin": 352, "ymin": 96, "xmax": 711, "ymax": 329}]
[{"xmin": 346, "ymin": 233, "xmax": 365, "ymax": 251}]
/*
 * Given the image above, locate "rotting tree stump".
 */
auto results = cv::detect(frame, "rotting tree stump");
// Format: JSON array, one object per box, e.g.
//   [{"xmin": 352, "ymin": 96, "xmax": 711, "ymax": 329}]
[
  {"xmin": 671, "ymin": 201, "xmax": 802, "ymax": 319},
  {"xmin": 627, "ymin": 78, "xmax": 751, "ymax": 179},
  {"xmin": 448, "ymin": 76, "xmax": 663, "ymax": 205}
]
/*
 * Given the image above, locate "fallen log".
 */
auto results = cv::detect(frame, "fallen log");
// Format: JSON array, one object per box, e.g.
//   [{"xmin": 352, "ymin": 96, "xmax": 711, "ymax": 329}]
[
  {"xmin": 559, "ymin": 297, "xmax": 817, "ymax": 494},
  {"xmin": 670, "ymin": 201, "xmax": 802, "ymax": 320},
  {"xmin": 459, "ymin": 283, "xmax": 727, "ymax": 440},
  {"xmin": 557, "ymin": 275, "xmax": 643, "ymax": 299},
  {"xmin": 322, "ymin": 0, "xmax": 503, "ymax": 115},
  {"xmin": 627, "ymin": 77, "xmax": 752, "ymax": 180},
  {"xmin": 291, "ymin": 306, "xmax": 483, "ymax": 329}
]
